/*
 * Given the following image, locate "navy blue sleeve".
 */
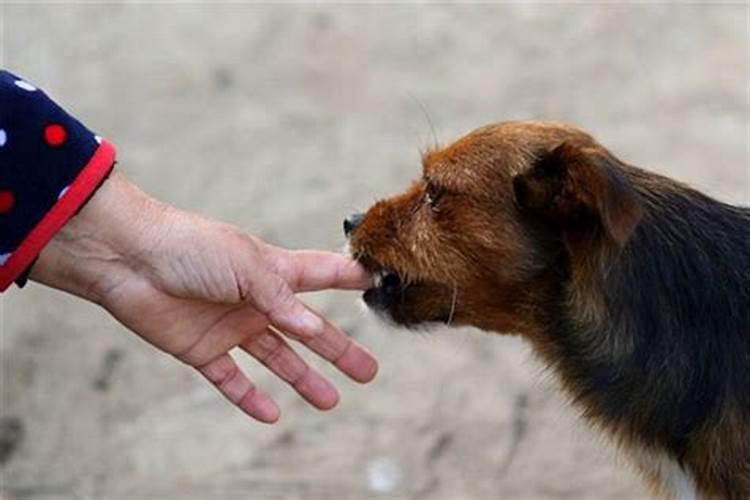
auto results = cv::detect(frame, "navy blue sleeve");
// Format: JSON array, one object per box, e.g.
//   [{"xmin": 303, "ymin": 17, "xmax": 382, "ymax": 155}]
[{"xmin": 0, "ymin": 70, "xmax": 116, "ymax": 290}]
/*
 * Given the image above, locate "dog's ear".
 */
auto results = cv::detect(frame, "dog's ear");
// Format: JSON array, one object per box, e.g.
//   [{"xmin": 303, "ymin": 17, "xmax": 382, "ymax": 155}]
[{"xmin": 513, "ymin": 141, "xmax": 642, "ymax": 247}]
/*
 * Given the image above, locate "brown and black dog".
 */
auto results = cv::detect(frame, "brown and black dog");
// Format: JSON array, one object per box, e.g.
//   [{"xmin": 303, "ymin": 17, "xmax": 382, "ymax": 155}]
[{"xmin": 345, "ymin": 121, "xmax": 749, "ymax": 499}]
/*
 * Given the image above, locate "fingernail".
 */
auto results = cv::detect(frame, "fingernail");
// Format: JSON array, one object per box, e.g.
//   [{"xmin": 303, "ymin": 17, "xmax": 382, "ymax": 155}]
[{"xmin": 300, "ymin": 310, "xmax": 324, "ymax": 335}]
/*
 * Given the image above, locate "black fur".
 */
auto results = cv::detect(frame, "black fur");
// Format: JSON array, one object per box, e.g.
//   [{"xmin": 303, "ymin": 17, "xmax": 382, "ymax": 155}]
[{"xmin": 539, "ymin": 172, "xmax": 750, "ymax": 465}]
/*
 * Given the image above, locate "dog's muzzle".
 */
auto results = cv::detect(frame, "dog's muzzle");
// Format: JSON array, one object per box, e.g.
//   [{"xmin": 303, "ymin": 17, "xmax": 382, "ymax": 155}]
[{"xmin": 343, "ymin": 213, "xmax": 405, "ymax": 311}]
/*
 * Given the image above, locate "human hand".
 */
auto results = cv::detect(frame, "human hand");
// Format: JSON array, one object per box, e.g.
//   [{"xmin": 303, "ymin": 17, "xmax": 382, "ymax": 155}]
[{"xmin": 30, "ymin": 172, "xmax": 377, "ymax": 423}]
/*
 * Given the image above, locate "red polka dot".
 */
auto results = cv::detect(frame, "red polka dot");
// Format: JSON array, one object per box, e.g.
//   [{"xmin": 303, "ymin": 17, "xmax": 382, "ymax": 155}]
[
  {"xmin": 44, "ymin": 123, "xmax": 68, "ymax": 147},
  {"xmin": 0, "ymin": 191, "xmax": 15, "ymax": 214}
]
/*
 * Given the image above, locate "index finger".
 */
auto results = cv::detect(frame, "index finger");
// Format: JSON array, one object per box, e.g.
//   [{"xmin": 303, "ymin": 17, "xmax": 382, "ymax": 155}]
[{"xmin": 268, "ymin": 249, "xmax": 373, "ymax": 292}]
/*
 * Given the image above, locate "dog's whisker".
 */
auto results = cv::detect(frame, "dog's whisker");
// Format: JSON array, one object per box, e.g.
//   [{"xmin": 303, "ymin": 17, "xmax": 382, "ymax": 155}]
[
  {"xmin": 407, "ymin": 91, "xmax": 440, "ymax": 152},
  {"xmin": 447, "ymin": 285, "xmax": 458, "ymax": 326}
]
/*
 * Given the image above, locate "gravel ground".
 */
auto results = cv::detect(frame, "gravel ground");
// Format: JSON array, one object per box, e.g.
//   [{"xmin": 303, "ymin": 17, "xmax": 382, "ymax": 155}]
[{"xmin": 1, "ymin": 3, "xmax": 747, "ymax": 500}]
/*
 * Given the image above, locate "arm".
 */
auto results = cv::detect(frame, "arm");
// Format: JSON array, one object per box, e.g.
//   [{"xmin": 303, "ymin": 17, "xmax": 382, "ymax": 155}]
[{"xmin": 30, "ymin": 171, "xmax": 378, "ymax": 423}]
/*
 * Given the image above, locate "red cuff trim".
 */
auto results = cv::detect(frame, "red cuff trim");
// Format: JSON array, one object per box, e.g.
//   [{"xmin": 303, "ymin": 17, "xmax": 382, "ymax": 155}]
[{"xmin": 0, "ymin": 140, "xmax": 116, "ymax": 291}]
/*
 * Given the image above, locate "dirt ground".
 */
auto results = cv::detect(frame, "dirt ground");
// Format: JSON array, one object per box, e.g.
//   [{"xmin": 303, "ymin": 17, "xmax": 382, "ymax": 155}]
[{"xmin": 1, "ymin": 3, "xmax": 747, "ymax": 500}]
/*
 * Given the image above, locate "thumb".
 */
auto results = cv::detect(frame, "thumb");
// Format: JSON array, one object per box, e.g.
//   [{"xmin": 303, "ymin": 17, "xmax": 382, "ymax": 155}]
[{"xmin": 249, "ymin": 267, "xmax": 324, "ymax": 340}]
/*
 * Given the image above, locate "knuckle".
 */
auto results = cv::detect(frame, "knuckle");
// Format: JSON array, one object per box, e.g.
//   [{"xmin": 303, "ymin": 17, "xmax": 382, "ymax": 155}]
[
  {"xmin": 291, "ymin": 364, "xmax": 311, "ymax": 389},
  {"xmin": 264, "ymin": 338, "xmax": 287, "ymax": 366}
]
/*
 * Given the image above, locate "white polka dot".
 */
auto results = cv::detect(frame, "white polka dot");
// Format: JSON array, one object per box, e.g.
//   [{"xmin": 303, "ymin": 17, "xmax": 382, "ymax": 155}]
[
  {"xmin": 14, "ymin": 80, "xmax": 37, "ymax": 91},
  {"xmin": 58, "ymin": 186, "xmax": 70, "ymax": 200},
  {"xmin": 0, "ymin": 253, "xmax": 11, "ymax": 266},
  {"xmin": 94, "ymin": 135, "xmax": 102, "ymax": 144},
  {"xmin": 0, "ymin": 129, "xmax": 6, "ymax": 147}
]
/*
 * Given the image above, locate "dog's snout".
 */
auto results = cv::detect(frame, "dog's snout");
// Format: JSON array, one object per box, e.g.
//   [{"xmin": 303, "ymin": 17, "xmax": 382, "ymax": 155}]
[{"xmin": 343, "ymin": 212, "xmax": 365, "ymax": 237}]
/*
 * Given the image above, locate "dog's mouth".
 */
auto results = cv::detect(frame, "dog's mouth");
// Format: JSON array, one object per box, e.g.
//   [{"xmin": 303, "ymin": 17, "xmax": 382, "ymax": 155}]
[
  {"xmin": 356, "ymin": 258, "xmax": 458, "ymax": 326},
  {"xmin": 371, "ymin": 268, "xmax": 403, "ymax": 292},
  {"xmin": 363, "ymin": 267, "xmax": 407, "ymax": 310}
]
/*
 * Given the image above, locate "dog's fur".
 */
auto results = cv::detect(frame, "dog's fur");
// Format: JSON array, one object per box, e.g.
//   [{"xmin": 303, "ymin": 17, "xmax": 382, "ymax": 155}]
[{"xmin": 346, "ymin": 121, "xmax": 750, "ymax": 499}]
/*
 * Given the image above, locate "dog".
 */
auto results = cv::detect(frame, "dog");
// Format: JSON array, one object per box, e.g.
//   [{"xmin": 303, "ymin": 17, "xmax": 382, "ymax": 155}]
[{"xmin": 345, "ymin": 121, "xmax": 749, "ymax": 499}]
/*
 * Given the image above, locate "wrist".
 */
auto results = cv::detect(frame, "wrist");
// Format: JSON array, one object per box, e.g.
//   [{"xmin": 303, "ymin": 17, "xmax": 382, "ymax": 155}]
[{"xmin": 29, "ymin": 171, "xmax": 165, "ymax": 303}]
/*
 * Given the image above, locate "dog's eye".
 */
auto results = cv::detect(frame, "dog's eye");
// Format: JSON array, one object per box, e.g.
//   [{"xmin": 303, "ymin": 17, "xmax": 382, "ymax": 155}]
[{"xmin": 424, "ymin": 183, "xmax": 444, "ymax": 212}]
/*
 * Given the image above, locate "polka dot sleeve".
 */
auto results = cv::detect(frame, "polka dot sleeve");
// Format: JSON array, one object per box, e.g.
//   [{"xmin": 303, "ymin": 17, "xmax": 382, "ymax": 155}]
[{"xmin": 0, "ymin": 70, "xmax": 116, "ymax": 291}]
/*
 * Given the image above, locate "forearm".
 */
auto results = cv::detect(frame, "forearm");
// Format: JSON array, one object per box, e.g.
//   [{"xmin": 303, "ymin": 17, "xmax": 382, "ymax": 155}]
[{"xmin": 29, "ymin": 172, "xmax": 165, "ymax": 303}]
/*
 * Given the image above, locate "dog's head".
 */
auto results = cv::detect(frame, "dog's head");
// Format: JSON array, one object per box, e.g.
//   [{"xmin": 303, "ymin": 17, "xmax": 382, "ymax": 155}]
[{"xmin": 346, "ymin": 121, "xmax": 642, "ymax": 334}]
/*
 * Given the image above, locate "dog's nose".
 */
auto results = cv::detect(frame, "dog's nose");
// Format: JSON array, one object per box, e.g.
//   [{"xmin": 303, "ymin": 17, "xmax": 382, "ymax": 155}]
[{"xmin": 343, "ymin": 213, "xmax": 365, "ymax": 237}]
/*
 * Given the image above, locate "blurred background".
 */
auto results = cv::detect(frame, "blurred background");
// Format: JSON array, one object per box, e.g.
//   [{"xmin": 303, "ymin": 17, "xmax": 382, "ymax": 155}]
[{"xmin": 1, "ymin": 3, "xmax": 747, "ymax": 499}]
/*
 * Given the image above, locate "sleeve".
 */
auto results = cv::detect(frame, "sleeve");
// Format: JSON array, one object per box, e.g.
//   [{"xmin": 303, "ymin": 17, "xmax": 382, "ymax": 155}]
[{"xmin": 0, "ymin": 70, "xmax": 116, "ymax": 291}]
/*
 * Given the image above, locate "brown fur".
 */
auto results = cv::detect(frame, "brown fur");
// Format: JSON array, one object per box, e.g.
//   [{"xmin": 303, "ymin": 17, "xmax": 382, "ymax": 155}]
[{"xmin": 347, "ymin": 121, "xmax": 750, "ymax": 498}]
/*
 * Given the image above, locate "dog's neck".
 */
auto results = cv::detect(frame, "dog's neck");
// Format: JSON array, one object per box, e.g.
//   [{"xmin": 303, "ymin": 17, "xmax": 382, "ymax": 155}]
[{"xmin": 526, "ymin": 179, "xmax": 750, "ymax": 461}]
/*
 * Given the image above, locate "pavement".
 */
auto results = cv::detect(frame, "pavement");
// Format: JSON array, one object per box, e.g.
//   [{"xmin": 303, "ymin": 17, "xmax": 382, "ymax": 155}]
[{"xmin": 1, "ymin": 3, "xmax": 747, "ymax": 499}]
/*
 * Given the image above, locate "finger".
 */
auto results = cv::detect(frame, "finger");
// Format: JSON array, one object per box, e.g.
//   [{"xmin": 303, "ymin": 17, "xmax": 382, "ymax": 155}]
[
  {"xmin": 266, "ymin": 248, "xmax": 373, "ymax": 292},
  {"xmin": 280, "ymin": 310, "xmax": 378, "ymax": 384},
  {"xmin": 241, "ymin": 329, "xmax": 339, "ymax": 410},
  {"xmin": 252, "ymin": 268, "xmax": 328, "ymax": 338},
  {"xmin": 250, "ymin": 265, "xmax": 378, "ymax": 383},
  {"xmin": 198, "ymin": 353, "xmax": 280, "ymax": 424}
]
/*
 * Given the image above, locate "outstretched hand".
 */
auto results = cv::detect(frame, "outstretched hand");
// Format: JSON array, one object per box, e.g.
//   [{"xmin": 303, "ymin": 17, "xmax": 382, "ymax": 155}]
[{"xmin": 30, "ymin": 172, "xmax": 377, "ymax": 423}]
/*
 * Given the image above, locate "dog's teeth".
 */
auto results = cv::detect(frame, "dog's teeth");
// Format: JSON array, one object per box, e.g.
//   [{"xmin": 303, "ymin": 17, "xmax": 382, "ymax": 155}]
[{"xmin": 373, "ymin": 270, "xmax": 385, "ymax": 288}]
